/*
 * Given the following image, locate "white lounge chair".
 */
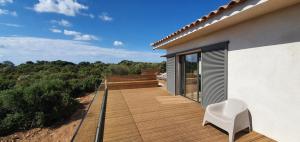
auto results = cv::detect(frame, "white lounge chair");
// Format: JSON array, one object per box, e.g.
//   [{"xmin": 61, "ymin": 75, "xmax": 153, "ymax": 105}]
[{"xmin": 202, "ymin": 99, "xmax": 251, "ymax": 142}]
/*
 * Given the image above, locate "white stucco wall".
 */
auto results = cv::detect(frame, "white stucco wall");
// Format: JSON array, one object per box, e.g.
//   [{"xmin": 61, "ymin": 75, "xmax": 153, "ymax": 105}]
[
  {"xmin": 229, "ymin": 42, "xmax": 300, "ymax": 142},
  {"xmin": 167, "ymin": 3, "xmax": 300, "ymax": 142}
]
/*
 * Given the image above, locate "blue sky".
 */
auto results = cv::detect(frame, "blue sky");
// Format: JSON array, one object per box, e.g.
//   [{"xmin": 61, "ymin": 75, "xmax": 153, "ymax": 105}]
[{"xmin": 0, "ymin": 0, "xmax": 230, "ymax": 64}]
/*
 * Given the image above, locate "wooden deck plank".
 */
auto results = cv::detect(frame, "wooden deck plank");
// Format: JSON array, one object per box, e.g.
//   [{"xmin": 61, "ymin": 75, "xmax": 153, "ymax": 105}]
[
  {"xmin": 103, "ymin": 89, "xmax": 142, "ymax": 142},
  {"xmin": 103, "ymin": 87, "xmax": 275, "ymax": 142}
]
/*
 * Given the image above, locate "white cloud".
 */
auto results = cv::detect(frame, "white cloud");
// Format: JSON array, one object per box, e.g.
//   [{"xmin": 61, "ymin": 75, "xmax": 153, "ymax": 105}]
[
  {"xmin": 113, "ymin": 41, "xmax": 124, "ymax": 47},
  {"xmin": 63, "ymin": 29, "xmax": 80, "ymax": 36},
  {"xmin": 0, "ymin": 23, "xmax": 22, "ymax": 27},
  {"xmin": 33, "ymin": 0, "xmax": 88, "ymax": 16},
  {"xmin": 99, "ymin": 13, "xmax": 113, "ymax": 22},
  {"xmin": 89, "ymin": 14, "xmax": 95, "ymax": 19},
  {"xmin": 10, "ymin": 10, "xmax": 16, "ymax": 16},
  {"xmin": 0, "ymin": 0, "xmax": 13, "ymax": 5},
  {"xmin": 51, "ymin": 19, "xmax": 72, "ymax": 27},
  {"xmin": 74, "ymin": 34, "xmax": 98, "ymax": 41},
  {"xmin": 49, "ymin": 28, "xmax": 62, "ymax": 33},
  {"xmin": 80, "ymin": 13, "xmax": 94, "ymax": 19},
  {"xmin": 0, "ymin": 9, "xmax": 7, "ymax": 15},
  {"xmin": 0, "ymin": 8, "xmax": 17, "ymax": 16},
  {"xmin": 63, "ymin": 30, "xmax": 98, "ymax": 41},
  {"xmin": 0, "ymin": 36, "xmax": 162, "ymax": 64}
]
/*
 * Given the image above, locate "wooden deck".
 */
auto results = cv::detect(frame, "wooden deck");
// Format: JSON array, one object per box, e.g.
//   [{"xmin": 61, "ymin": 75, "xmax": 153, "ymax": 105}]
[{"xmin": 104, "ymin": 87, "xmax": 274, "ymax": 142}]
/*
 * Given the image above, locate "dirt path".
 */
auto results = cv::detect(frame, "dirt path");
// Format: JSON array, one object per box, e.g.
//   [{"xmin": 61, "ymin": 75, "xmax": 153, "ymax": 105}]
[{"xmin": 0, "ymin": 92, "xmax": 96, "ymax": 142}]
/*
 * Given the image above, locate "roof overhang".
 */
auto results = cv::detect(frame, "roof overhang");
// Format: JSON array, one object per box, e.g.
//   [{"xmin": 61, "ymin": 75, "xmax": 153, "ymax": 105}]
[
  {"xmin": 152, "ymin": 0, "xmax": 300, "ymax": 49},
  {"xmin": 161, "ymin": 41, "xmax": 229, "ymax": 58}
]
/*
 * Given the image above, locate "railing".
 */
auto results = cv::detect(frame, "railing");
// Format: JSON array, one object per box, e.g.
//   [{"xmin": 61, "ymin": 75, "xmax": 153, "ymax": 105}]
[
  {"xmin": 95, "ymin": 81, "xmax": 108, "ymax": 142},
  {"xmin": 70, "ymin": 80, "xmax": 102, "ymax": 142}
]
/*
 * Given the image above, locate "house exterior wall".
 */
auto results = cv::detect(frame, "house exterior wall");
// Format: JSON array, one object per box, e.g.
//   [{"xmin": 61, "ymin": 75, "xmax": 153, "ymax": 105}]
[{"xmin": 165, "ymin": 3, "xmax": 300, "ymax": 142}]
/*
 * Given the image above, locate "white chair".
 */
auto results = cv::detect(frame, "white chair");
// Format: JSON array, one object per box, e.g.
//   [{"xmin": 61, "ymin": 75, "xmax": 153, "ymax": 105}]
[{"xmin": 202, "ymin": 99, "xmax": 251, "ymax": 142}]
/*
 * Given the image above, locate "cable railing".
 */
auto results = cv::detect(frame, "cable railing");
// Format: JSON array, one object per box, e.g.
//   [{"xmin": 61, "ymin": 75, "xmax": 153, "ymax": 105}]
[{"xmin": 95, "ymin": 80, "xmax": 108, "ymax": 142}]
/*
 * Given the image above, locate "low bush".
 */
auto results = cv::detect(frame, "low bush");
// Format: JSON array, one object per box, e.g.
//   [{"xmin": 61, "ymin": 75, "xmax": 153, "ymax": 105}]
[{"xmin": 0, "ymin": 61, "xmax": 101, "ymax": 136}]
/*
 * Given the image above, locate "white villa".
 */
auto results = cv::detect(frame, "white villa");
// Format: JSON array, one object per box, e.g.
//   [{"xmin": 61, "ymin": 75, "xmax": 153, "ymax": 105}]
[{"xmin": 152, "ymin": 0, "xmax": 300, "ymax": 141}]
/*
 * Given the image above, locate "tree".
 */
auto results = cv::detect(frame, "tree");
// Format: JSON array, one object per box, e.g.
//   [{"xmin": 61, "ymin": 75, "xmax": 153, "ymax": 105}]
[
  {"xmin": 159, "ymin": 61, "xmax": 166, "ymax": 73},
  {"xmin": 108, "ymin": 64, "xmax": 129, "ymax": 75},
  {"xmin": 2, "ymin": 61, "xmax": 14, "ymax": 68},
  {"xmin": 25, "ymin": 61, "xmax": 34, "ymax": 64},
  {"xmin": 78, "ymin": 61, "xmax": 90, "ymax": 66},
  {"xmin": 118, "ymin": 60, "xmax": 134, "ymax": 66}
]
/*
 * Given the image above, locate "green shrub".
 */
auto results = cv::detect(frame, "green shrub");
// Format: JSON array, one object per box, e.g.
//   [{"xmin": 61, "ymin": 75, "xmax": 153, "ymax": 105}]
[
  {"xmin": 108, "ymin": 64, "xmax": 129, "ymax": 75},
  {"xmin": 0, "ymin": 78, "xmax": 15, "ymax": 90},
  {"xmin": 0, "ymin": 112, "xmax": 24, "ymax": 135},
  {"xmin": 68, "ymin": 79, "xmax": 84, "ymax": 97},
  {"xmin": 34, "ymin": 112, "xmax": 45, "ymax": 127}
]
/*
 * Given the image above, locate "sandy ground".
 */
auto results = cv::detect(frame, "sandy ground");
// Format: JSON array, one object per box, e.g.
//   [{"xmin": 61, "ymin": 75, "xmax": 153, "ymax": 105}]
[{"xmin": 0, "ymin": 93, "xmax": 95, "ymax": 142}]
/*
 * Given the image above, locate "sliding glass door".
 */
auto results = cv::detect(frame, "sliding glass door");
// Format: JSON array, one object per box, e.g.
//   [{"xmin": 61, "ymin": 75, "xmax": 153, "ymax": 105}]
[
  {"xmin": 178, "ymin": 42, "xmax": 227, "ymax": 106},
  {"xmin": 184, "ymin": 53, "xmax": 198, "ymax": 101}
]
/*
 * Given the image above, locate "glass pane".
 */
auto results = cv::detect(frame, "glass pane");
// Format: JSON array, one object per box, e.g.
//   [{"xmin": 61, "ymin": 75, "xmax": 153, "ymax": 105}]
[
  {"xmin": 198, "ymin": 54, "xmax": 202, "ymax": 103},
  {"xmin": 185, "ymin": 53, "xmax": 198, "ymax": 101}
]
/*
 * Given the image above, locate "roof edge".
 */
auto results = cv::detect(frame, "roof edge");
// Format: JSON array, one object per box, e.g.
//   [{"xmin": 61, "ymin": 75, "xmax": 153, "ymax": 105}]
[
  {"xmin": 151, "ymin": 0, "xmax": 247, "ymax": 48},
  {"xmin": 152, "ymin": 0, "xmax": 300, "ymax": 50}
]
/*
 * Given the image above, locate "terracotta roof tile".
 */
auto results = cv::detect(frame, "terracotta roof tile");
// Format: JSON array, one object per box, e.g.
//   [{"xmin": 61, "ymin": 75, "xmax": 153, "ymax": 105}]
[{"xmin": 152, "ymin": 0, "xmax": 247, "ymax": 47}]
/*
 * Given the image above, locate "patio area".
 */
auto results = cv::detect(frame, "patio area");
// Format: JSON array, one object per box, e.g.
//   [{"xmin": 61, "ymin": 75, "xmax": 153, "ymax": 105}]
[{"xmin": 103, "ymin": 87, "xmax": 274, "ymax": 142}]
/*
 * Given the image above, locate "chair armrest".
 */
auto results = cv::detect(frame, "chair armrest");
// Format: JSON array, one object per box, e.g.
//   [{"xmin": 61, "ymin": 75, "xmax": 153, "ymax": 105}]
[
  {"xmin": 207, "ymin": 102, "xmax": 225, "ymax": 112},
  {"xmin": 233, "ymin": 109, "xmax": 250, "ymax": 132},
  {"xmin": 234, "ymin": 109, "xmax": 249, "ymax": 121}
]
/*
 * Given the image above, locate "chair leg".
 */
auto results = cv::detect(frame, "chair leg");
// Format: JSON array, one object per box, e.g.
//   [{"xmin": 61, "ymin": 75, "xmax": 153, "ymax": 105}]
[
  {"xmin": 202, "ymin": 119, "xmax": 207, "ymax": 126},
  {"xmin": 248, "ymin": 125, "xmax": 252, "ymax": 132},
  {"xmin": 202, "ymin": 113, "xmax": 208, "ymax": 126},
  {"xmin": 229, "ymin": 132, "xmax": 235, "ymax": 142},
  {"xmin": 202, "ymin": 117, "xmax": 207, "ymax": 126}
]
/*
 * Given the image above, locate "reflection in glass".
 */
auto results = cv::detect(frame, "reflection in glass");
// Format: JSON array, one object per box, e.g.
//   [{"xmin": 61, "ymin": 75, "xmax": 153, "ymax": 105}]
[
  {"xmin": 185, "ymin": 53, "xmax": 198, "ymax": 101},
  {"xmin": 198, "ymin": 54, "xmax": 202, "ymax": 103}
]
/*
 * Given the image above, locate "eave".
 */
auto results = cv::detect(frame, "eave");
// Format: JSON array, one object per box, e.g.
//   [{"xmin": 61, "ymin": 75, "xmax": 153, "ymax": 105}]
[{"xmin": 152, "ymin": 0, "xmax": 300, "ymax": 50}]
